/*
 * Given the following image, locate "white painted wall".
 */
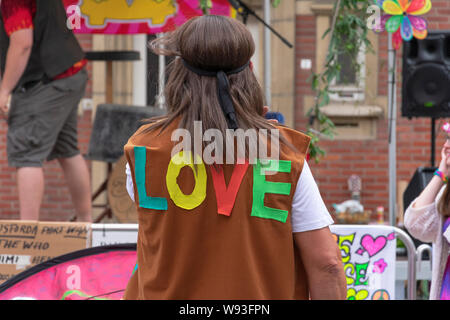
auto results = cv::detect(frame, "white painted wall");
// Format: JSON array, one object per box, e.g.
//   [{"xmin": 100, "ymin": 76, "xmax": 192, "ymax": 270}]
[{"xmin": 132, "ymin": 34, "xmax": 148, "ymax": 106}]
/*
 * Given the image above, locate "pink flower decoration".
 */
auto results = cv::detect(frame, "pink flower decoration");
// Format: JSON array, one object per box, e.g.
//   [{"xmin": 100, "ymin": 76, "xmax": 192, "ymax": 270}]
[
  {"xmin": 442, "ymin": 122, "xmax": 450, "ymax": 133},
  {"xmin": 373, "ymin": 258, "xmax": 388, "ymax": 274}
]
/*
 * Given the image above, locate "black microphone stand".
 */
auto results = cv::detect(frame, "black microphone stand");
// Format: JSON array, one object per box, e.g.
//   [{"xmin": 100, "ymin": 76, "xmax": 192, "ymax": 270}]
[{"xmin": 228, "ymin": 0, "xmax": 293, "ymax": 49}]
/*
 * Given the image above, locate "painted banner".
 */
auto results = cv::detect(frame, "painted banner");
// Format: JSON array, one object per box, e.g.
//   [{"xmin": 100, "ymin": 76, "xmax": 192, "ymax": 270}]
[
  {"xmin": 330, "ymin": 225, "xmax": 397, "ymax": 300},
  {"xmin": 0, "ymin": 244, "xmax": 136, "ymax": 300},
  {"xmin": 63, "ymin": 0, "xmax": 236, "ymax": 34}
]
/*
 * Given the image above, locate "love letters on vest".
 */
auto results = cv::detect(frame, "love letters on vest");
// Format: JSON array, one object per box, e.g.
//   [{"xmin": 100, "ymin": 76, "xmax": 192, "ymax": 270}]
[{"xmin": 123, "ymin": 119, "xmax": 312, "ymax": 299}]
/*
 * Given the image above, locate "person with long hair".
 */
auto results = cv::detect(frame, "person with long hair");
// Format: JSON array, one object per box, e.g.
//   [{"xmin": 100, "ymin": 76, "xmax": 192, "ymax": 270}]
[
  {"xmin": 404, "ymin": 122, "xmax": 450, "ymax": 300},
  {"xmin": 122, "ymin": 15, "xmax": 346, "ymax": 300}
]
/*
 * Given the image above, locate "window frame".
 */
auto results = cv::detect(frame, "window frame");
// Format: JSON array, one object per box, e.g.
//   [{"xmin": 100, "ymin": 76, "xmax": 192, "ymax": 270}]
[{"xmin": 328, "ymin": 41, "xmax": 366, "ymax": 102}]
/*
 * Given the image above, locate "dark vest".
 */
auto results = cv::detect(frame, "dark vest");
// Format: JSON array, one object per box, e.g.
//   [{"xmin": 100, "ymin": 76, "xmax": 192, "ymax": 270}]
[{"xmin": 0, "ymin": 0, "xmax": 85, "ymax": 90}]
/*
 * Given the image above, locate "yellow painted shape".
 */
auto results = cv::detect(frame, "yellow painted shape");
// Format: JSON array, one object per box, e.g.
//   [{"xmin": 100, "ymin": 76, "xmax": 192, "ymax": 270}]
[
  {"xmin": 80, "ymin": 0, "xmax": 177, "ymax": 27},
  {"xmin": 166, "ymin": 151, "xmax": 207, "ymax": 210}
]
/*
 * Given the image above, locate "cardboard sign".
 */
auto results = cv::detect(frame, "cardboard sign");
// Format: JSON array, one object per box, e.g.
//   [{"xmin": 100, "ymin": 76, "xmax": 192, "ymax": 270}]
[
  {"xmin": 91, "ymin": 224, "xmax": 138, "ymax": 247},
  {"xmin": 0, "ymin": 221, "xmax": 90, "ymax": 284},
  {"xmin": 330, "ymin": 225, "xmax": 397, "ymax": 300}
]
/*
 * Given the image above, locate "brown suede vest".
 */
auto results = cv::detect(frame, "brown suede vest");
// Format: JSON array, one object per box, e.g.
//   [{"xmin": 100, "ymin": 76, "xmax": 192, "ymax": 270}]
[{"xmin": 123, "ymin": 119, "xmax": 311, "ymax": 299}]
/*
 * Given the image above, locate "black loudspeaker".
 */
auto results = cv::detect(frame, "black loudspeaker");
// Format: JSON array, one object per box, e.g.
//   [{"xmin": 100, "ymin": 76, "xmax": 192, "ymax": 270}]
[
  {"xmin": 403, "ymin": 167, "xmax": 437, "ymax": 211},
  {"xmin": 86, "ymin": 104, "xmax": 167, "ymax": 163},
  {"xmin": 402, "ymin": 167, "xmax": 437, "ymax": 251},
  {"xmin": 402, "ymin": 31, "xmax": 450, "ymax": 118}
]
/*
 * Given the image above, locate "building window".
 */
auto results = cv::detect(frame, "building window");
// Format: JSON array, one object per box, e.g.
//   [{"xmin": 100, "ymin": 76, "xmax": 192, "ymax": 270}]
[
  {"xmin": 329, "ymin": 37, "xmax": 366, "ymax": 102},
  {"xmin": 304, "ymin": 2, "xmax": 383, "ymax": 141}
]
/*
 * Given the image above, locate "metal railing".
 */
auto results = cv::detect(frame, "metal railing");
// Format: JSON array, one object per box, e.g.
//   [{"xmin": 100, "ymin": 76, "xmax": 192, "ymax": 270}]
[{"xmin": 395, "ymin": 227, "xmax": 417, "ymax": 300}]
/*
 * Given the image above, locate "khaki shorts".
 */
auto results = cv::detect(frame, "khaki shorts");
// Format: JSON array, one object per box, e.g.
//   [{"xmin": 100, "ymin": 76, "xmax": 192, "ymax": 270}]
[{"xmin": 7, "ymin": 69, "xmax": 88, "ymax": 168}]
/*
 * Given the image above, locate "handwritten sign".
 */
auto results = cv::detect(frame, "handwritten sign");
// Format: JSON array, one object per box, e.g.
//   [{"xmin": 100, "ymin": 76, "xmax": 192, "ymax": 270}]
[
  {"xmin": 330, "ymin": 225, "xmax": 397, "ymax": 300},
  {"xmin": 0, "ymin": 221, "xmax": 90, "ymax": 284}
]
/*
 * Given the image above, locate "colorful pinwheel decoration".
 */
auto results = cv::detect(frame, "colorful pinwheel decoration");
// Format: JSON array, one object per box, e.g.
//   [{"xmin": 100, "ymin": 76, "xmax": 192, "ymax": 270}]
[
  {"xmin": 443, "ymin": 122, "xmax": 450, "ymax": 134},
  {"xmin": 373, "ymin": 0, "xmax": 432, "ymax": 50}
]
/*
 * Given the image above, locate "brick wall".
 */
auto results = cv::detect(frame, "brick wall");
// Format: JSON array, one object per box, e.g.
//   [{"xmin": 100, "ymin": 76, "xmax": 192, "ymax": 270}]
[
  {"xmin": 1, "ymin": 3, "xmax": 448, "ymax": 222},
  {"xmin": 295, "ymin": 2, "xmax": 449, "ymax": 222},
  {"xmin": 0, "ymin": 34, "xmax": 93, "ymax": 221}
]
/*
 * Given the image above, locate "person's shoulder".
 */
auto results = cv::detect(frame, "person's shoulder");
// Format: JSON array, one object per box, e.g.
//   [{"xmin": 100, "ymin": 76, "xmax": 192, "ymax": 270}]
[
  {"xmin": 131, "ymin": 118, "xmax": 165, "ymax": 137},
  {"xmin": 275, "ymin": 124, "xmax": 310, "ymax": 140},
  {"xmin": 127, "ymin": 116, "xmax": 174, "ymax": 145},
  {"xmin": 274, "ymin": 124, "xmax": 311, "ymax": 154}
]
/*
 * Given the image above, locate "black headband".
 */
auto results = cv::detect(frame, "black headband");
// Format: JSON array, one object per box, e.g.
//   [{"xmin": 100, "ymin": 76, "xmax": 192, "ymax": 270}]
[{"xmin": 181, "ymin": 58, "xmax": 250, "ymax": 130}]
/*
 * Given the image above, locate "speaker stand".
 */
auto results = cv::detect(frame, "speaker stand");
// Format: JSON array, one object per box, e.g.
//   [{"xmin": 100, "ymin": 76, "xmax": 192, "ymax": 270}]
[{"xmin": 431, "ymin": 117, "xmax": 436, "ymax": 167}]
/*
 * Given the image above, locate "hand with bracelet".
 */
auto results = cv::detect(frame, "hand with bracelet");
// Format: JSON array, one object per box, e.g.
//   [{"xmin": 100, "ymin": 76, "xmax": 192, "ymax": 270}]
[
  {"xmin": 435, "ymin": 134, "xmax": 450, "ymax": 184},
  {"xmin": 413, "ymin": 126, "xmax": 450, "ymax": 208}
]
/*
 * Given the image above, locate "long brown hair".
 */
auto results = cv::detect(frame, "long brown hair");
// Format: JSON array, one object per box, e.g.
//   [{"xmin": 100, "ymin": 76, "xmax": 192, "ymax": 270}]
[
  {"xmin": 142, "ymin": 15, "xmax": 294, "ymax": 162},
  {"xmin": 438, "ymin": 184, "xmax": 450, "ymax": 217}
]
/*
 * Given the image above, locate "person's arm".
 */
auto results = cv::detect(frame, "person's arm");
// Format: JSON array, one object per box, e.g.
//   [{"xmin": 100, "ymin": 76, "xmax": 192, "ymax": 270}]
[
  {"xmin": 413, "ymin": 145, "xmax": 448, "ymax": 208},
  {"xmin": 294, "ymin": 227, "xmax": 347, "ymax": 300},
  {"xmin": 290, "ymin": 161, "xmax": 346, "ymax": 299},
  {"xmin": 125, "ymin": 161, "xmax": 136, "ymax": 202},
  {"xmin": 404, "ymin": 144, "xmax": 448, "ymax": 242},
  {"xmin": 0, "ymin": 28, "xmax": 33, "ymax": 113},
  {"xmin": 404, "ymin": 198, "xmax": 441, "ymax": 243}
]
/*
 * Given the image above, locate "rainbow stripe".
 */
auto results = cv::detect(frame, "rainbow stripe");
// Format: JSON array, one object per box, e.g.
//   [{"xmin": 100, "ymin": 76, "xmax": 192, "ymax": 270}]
[{"xmin": 434, "ymin": 170, "xmax": 448, "ymax": 184}]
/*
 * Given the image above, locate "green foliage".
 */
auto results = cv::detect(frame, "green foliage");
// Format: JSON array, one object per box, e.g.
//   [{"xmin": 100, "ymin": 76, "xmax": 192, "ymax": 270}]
[
  {"xmin": 199, "ymin": 0, "xmax": 212, "ymax": 14},
  {"xmin": 307, "ymin": 0, "xmax": 373, "ymax": 163},
  {"xmin": 272, "ymin": 0, "xmax": 281, "ymax": 8},
  {"xmin": 199, "ymin": 0, "xmax": 282, "ymax": 15}
]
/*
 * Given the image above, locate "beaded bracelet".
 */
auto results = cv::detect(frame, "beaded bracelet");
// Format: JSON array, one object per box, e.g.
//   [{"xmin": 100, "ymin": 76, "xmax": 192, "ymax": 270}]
[{"xmin": 434, "ymin": 170, "xmax": 448, "ymax": 184}]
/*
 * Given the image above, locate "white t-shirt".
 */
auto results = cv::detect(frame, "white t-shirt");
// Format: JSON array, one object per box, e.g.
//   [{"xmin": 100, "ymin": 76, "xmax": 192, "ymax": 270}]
[{"xmin": 125, "ymin": 160, "xmax": 333, "ymax": 233}]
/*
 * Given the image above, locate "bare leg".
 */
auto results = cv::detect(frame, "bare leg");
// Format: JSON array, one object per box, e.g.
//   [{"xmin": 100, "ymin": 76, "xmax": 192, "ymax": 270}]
[
  {"xmin": 58, "ymin": 154, "xmax": 92, "ymax": 222},
  {"xmin": 17, "ymin": 167, "xmax": 44, "ymax": 221}
]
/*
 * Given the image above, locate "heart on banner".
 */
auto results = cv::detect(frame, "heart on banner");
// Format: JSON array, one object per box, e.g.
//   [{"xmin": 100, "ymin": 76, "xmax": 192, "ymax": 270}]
[{"xmin": 360, "ymin": 234, "xmax": 387, "ymax": 257}]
